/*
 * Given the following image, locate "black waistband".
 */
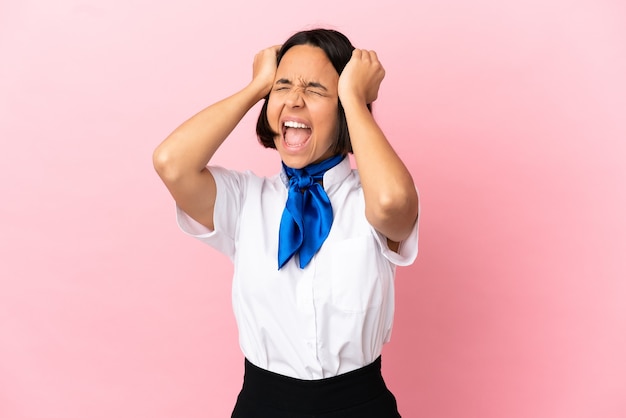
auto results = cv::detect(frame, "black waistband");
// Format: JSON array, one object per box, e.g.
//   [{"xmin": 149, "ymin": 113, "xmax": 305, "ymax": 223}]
[{"xmin": 239, "ymin": 357, "xmax": 388, "ymax": 414}]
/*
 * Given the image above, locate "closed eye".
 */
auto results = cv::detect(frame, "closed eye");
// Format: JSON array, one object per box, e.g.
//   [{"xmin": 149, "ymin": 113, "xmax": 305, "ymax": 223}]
[
  {"xmin": 274, "ymin": 78, "xmax": 292, "ymax": 90},
  {"xmin": 306, "ymin": 89, "xmax": 324, "ymax": 96}
]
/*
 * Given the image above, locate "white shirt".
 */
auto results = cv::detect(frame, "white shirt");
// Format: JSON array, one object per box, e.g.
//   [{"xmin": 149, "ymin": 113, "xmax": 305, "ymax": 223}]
[{"xmin": 176, "ymin": 157, "xmax": 419, "ymax": 379}]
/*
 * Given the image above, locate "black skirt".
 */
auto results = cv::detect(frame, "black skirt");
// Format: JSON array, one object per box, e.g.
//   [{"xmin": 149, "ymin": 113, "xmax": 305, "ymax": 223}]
[{"xmin": 231, "ymin": 356, "xmax": 401, "ymax": 417}]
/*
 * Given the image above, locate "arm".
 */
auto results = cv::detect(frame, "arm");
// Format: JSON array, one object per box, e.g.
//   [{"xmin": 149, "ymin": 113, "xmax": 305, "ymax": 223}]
[
  {"xmin": 338, "ymin": 49, "xmax": 419, "ymax": 247},
  {"xmin": 153, "ymin": 46, "xmax": 279, "ymax": 230}
]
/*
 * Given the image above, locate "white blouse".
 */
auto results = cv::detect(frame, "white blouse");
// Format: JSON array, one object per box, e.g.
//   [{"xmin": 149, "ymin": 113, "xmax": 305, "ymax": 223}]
[{"xmin": 176, "ymin": 157, "xmax": 419, "ymax": 379}]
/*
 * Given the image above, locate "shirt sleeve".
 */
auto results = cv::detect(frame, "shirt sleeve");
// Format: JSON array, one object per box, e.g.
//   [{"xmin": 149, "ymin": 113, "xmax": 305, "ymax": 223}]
[
  {"xmin": 371, "ymin": 191, "xmax": 420, "ymax": 267},
  {"xmin": 175, "ymin": 165, "xmax": 247, "ymax": 261}
]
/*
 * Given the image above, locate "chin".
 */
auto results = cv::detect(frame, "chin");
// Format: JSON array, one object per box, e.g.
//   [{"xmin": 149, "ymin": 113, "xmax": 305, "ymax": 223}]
[
  {"xmin": 279, "ymin": 154, "xmax": 310, "ymax": 169},
  {"xmin": 274, "ymin": 144, "xmax": 308, "ymax": 169}
]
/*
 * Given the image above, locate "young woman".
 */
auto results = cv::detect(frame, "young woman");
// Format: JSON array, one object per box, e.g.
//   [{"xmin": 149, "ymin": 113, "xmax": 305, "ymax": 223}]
[{"xmin": 153, "ymin": 28, "xmax": 419, "ymax": 418}]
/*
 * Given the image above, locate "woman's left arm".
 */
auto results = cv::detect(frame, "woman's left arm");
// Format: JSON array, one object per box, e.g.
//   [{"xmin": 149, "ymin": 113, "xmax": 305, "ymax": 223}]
[{"xmin": 338, "ymin": 49, "xmax": 419, "ymax": 245}]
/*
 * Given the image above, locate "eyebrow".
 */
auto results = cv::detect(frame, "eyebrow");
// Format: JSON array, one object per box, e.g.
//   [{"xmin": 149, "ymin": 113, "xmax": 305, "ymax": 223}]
[{"xmin": 275, "ymin": 78, "xmax": 328, "ymax": 91}]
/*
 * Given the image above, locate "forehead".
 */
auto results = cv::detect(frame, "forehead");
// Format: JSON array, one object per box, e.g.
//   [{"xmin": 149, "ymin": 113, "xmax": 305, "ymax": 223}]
[{"xmin": 276, "ymin": 44, "xmax": 338, "ymax": 83}]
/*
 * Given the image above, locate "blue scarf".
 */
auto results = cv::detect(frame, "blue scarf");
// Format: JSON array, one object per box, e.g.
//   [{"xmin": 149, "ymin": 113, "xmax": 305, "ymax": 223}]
[{"xmin": 278, "ymin": 154, "xmax": 345, "ymax": 269}]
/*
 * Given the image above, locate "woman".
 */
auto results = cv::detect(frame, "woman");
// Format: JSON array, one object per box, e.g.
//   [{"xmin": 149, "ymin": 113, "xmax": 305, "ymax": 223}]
[{"xmin": 153, "ymin": 28, "xmax": 419, "ymax": 417}]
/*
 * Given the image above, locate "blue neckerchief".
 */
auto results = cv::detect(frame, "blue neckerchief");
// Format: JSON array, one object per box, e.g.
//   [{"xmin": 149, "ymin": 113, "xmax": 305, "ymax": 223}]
[{"xmin": 278, "ymin": 154, "xmax": 345, "ymax": 269}]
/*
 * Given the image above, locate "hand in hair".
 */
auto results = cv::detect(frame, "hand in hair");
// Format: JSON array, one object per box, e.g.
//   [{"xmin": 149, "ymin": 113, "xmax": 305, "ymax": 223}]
[
  {"xmin": 338, "ymin": 49, "xmax": 385, "ymax": 105},
  {"xmin": 251, "ymin": 45, "xmax": 281, "ymax": 98}
]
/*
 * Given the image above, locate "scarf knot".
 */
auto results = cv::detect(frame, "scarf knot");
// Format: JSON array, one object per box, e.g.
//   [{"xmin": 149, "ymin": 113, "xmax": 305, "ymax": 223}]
[
  {"xmin": 291, "ymin": 174, "xmax": 315, "ymax": 192},
  {"xmin": 278, "ymin": 154, "xmax": 344, "ymax": 269}
]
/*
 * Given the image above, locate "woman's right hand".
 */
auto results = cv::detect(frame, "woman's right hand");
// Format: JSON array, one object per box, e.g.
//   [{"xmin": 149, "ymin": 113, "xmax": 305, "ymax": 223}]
[
  {"xmin": 251, "ymin": 45, "xmax": 281, "ymax": 98},
  {"xmin": 154, "ymin": 45, "xmax": 282, "ymax": 231}
]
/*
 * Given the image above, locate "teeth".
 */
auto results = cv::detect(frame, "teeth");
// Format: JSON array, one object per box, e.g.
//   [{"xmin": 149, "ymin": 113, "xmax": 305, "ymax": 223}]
[{"xmin": 283, "ymin": 121, "xmax": 310, "ymax": 129}]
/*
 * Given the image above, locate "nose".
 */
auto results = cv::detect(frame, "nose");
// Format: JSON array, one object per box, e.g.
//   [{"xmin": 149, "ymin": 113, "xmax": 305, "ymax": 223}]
[{"xmin": 285, "ymin": 88, "xmax": 304, "ymax": 108}]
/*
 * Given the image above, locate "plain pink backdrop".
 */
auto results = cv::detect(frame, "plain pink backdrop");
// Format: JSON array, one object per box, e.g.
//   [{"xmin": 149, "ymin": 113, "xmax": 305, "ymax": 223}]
[{"xmin": 1, "ymin": 0, "xmax": 625, "ymax": 417}]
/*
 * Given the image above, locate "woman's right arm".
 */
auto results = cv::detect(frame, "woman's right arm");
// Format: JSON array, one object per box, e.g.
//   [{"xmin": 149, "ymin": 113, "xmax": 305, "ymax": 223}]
[{"xmin": 153, "ymin": 46, "xmax": 279, "ymax": 230}]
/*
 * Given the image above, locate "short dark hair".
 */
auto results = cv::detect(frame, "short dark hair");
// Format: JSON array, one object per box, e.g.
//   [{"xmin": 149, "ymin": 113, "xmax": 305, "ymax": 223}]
[{"xmin": 256, "ymin": 28, "xmax": 371, "ymax": 155}]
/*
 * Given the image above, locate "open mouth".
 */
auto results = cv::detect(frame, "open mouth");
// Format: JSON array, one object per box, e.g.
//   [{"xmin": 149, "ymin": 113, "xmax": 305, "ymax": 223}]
[{"xmin": 282, "ymin": 120, "xmax": 312, "ymax": 148}]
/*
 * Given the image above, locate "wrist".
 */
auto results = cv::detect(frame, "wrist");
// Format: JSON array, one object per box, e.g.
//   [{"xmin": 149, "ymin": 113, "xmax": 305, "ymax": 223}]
[
  {"xmin": 246, "ymin": 78, "xmax": 273, "ymax": 102},
  {"xmin": 340, "ymin": 94, "xmax": 369, "ymax": 111}
]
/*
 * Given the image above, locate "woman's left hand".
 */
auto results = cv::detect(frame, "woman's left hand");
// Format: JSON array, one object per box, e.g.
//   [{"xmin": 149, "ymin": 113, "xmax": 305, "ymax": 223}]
[{"xmin": 338, "ymin": 49, "xmax": 385, "ymax": 105}]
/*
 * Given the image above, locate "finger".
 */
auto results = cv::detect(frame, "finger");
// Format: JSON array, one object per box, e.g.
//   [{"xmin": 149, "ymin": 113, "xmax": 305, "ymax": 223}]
[{"xmin": 366, "ymin": 50, "xmax": 385, "ymax": 74}]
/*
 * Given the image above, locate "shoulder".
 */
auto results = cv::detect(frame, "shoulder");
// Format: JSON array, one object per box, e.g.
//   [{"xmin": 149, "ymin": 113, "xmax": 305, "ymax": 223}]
[{"xmin": 209, "ymin": 165, "xmax": 283, "ymax": 191}]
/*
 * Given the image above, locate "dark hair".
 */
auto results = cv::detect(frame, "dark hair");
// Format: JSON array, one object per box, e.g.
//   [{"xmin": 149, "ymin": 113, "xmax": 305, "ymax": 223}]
[{"xmin": 256, "ymin": 28, "xmax": 371, "ymax": 155}]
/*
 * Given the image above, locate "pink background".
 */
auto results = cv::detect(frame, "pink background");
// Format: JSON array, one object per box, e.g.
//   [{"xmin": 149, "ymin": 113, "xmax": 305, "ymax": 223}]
[{"xmin": 1, "ymin": 0, "xmax": 625, "ymax": 417}]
